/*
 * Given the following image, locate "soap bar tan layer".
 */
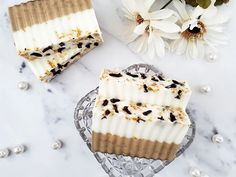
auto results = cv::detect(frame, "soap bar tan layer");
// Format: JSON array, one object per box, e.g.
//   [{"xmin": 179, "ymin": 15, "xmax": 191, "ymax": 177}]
[
  {"xmin": 9, "ymin": 0, "xmax": 92, "ymax": 31},
  {"xmin": 92, "ymin": 132, "xmax": 180, "ymax": 161}
]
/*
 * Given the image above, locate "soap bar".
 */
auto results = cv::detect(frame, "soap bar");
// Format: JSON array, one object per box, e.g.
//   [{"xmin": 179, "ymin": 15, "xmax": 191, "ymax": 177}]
[
  {"xmin": 98, "ymin": 69, "xmax": 191, "ymax": 109},
  {"xmin": 8, "ymin": 0, "xmax": 103, "ymax": 61},
  {"xmin": 92, "ymin": 96, "xmax": 190, "ymax": 160}
]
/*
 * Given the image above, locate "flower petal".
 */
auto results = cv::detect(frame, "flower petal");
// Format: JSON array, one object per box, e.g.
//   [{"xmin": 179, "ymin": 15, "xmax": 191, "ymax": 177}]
[
  {"xmin": 133, "ymin": 21, "xmax": 149, "ymax": 35},
  {"xmin": 121, "ymin": 0, "xmax": 136, "ymax": 13},
  {"xmin": 196, "ymin": 39, "xmax": 205, "ymax": 59},
  {"xmin": 158, "ymin": 31, "xmax": 180, "ymax": 40},
  {"xmin": 190, "ymin": 6, "xmax": 204, "ymax": 19},
  {"xmin": 151, "ymin": 20, "xmax": 180, "ymax": 33},
  {"xmin": 145, "ymin": 0, "xmax": 155, "ymax": 11},
  {"xmin": 122, "ymin": 22, "xmax": 139, "ymax": 43},
  {"xmin": 173, "ymin": 0, "xmax": 189, "ymax": 20},
  {"xmin": 171, "ymin": 37, "xmax": 187, "ymax": 55},
  {"xmin": 135, "ymin": 0, "xmax": 150, "ymax": 19},
  {"xmin": 149, "ymin": 9, "xmax": 174, "ymax": 20},
  {"xmin": 203, "ymin": 30, "xmax": 228, "ymax": 46},
  {"xmin": 202, "ymin": 14, "xmax": 230, "ymax": 26},
  {"xmin": 129, "ymin": 33, "xmax": 149, "ymax": 53},
  {"xmin": 149, "ymin": 32, "xmax": 165, "ymax": 57},
  {"xmin": 186, "ymin": 40, "xmax": 198, "ymax": 59}
]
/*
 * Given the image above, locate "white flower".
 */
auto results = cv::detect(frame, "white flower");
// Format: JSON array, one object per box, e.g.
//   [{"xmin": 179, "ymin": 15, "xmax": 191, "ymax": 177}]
[
  {"xmin": 171, "ymin": 0, "xmax": 229, "ymax": 59},
  {"xmin": 122, "ymin": 0, "xmax": 180, "ymax": 58}
]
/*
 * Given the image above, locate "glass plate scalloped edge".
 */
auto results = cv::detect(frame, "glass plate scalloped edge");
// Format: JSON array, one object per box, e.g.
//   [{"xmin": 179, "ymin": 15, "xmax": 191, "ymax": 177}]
[{"xmin": 74, "ymin": 64, "xmax": 196, "ymax": 177}]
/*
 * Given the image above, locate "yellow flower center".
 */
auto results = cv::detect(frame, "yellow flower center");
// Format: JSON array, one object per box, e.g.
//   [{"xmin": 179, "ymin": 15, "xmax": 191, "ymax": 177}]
[
  {"xmin": 136, "ymin": 14, "xmax": 144, "ymax": 24},
  {"xmin": 182, "ymin": 21, "xmax": 206, "ymax": 40}
]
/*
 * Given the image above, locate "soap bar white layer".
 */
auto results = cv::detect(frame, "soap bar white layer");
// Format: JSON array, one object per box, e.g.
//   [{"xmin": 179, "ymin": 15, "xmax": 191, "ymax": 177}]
[
  {"xmin": 92, "ymin": 98, "xmax": 190, "ymax": 144},
  {"xmin": 98, "ymin": 69, "xmax": 192, "ymax": 109}
]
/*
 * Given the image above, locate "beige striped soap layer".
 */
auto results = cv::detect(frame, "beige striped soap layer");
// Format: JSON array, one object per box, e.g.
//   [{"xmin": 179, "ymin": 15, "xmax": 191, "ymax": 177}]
[
  {"xmin": 8, "ymin": 0, "xmax": 92, "ymax": 31},
  {"xmin": 92, "ymin": 132, "xmax": 180, "ymax": 161}
]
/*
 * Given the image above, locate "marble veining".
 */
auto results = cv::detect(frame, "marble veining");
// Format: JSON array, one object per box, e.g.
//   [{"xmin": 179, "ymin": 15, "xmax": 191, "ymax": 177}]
[{"xmin": 0, "ymin": 0, "xmax": 236, "ymax": 177}]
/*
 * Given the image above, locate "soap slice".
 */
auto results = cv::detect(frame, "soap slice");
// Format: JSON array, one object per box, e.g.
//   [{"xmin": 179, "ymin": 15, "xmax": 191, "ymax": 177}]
[
  {"xmin": 92, "ymin": 96, "xmax": 190, "ymax": 160},
  {"xmin": 98, "ymin": 69, "xmax": 191, "ymax": 109},
  {"xmin": 8, "ymin": 0, "xmax": 103, "ymax": 61},
  {"xmin": 28, "ymin": 43, "xmax": 95, "ymax": 82}
]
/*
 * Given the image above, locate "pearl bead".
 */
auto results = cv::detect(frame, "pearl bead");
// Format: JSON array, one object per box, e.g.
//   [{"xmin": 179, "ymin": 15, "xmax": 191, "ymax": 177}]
[
  {"xmin": 17, "ymin": 81, "xmax": 30, "ymax": 90},
  {"xmin": 200, "ymin": 85, "xmax": 211, "ymax": 94},
  {"xmin": 207, "ymin": 53, "xmax": 217, "ymax": 62},
  {"xmin": 189, "ymin": 167, "xmax": 201, "ymax": 177},
  {"xmin": 51, "ymin": 140, "xmax": 63, "ymax": 150},
  {"xmin": 212, "ymin": 134, "xmax": 224, "ymax": 144},
  {"xmin": 0, "ymin": 149, "xmax": 10, "ymax": 158},
  {"xmin": 13, "ymin": 145, "xmax": 25, "ymax": 154}
]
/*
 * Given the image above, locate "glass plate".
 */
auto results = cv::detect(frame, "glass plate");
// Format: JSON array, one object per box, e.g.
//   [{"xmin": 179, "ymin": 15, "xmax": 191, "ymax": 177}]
[{"xmin": 74, "ymin": 64, "xmax": 196, "ymax": 177}]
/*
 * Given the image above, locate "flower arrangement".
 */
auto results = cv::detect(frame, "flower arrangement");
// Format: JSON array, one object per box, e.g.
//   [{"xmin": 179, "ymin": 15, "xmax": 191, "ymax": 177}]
[{"xmin": 122, "ymin": 0, "xmax": 230, "ymax": 59}]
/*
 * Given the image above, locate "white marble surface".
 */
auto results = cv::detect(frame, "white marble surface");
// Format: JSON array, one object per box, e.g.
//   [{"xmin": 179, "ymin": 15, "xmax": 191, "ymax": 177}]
[{"xmin": 0, "ymin": 0, "xmax": 236, "ymax": 177}]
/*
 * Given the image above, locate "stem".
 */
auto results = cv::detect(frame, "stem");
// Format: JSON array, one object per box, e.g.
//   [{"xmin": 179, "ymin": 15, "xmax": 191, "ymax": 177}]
[{"xmin": 160, "ymin": 0, "xmax": 173, "ymax": 9}]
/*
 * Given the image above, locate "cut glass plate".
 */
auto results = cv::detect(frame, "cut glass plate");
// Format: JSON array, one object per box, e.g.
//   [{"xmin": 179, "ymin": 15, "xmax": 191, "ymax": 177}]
[{"xmin": 74, "ymin": 64, "xmax": 196, "ymax": 177}]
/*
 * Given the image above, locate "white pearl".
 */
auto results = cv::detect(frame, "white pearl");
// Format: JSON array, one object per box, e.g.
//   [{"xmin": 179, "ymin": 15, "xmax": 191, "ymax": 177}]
[
  {"xmin": 51, "ymin": 140, "xmax": 63, "ymax": 150},
  {"xmin": 13, "ymin": 145, "xmax": 25, "ymax": 154},
  {"xmin": 17, "ymin": 81, "xmax": 30, "ymax": 90},
  {"xmin": 200, "ymin": 85, "xmax": 211, "ymax": 94},
  {"xmin": 212, "ymin": 134, "xmax": 224, "ymax": 144},
  {"xmin": 0, "ymin": 149, "xmax": 10, "ymax": 158},
  {"xmin": 207, "ymin": 53, "xmax": 217, "ymax": 62},
  {"xmin": 189, "ymin": 167, "xmax": 201, "ymax": 177}
]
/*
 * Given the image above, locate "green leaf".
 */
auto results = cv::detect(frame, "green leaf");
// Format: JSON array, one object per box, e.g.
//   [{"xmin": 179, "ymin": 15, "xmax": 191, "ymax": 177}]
[
  {"xmin": 185, "ymin": 0, "xmax": 198, "ymax": 6},
  {"xmin": 196, "ymin": 0, "xmax": 211, "ymax": 8},
  {"xmin": 215, "ymin": 0, "xmax": 229, "ymax": 5}
]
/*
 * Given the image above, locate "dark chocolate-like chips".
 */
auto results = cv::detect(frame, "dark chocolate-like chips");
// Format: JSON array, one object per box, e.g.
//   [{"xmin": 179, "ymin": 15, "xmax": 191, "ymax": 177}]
[
  {"xmin": 158, "ymin": 116, "xmax": 164, "ymax": 120},
  {"xmin": 51, "ymin": 69, "xmax": 61, "ymax": 76},
  {"xmin": 123, "ymin": 106, "xmax": 132, "ymax": 114},
  {"xmin": 136, "ymin": 102, "xmax": 142, "ymax": 106},
  {"xmin": 94, "ymin": 42, "xmax": 99, "ymax": 46},
  {"xmin": 42, "ymin": 46, "xmax": 52, "ymax": 53},
  {"xmin": 172, "ymin": 80, "xmax": 184, "ymax": 86},
  {"xmin": 85, "ymin": 43, "xmax": 92, "ymax": 48},
  {"xmin": 110, "ymin": 98, "xmax": 120, "ymax": 103},
  {"xmin": 143, "ymin": 84, "xmax": 148, "ymax": 92},
  {"xmin": 170, "ymin": 113, "xmax": 176, "ymax": 122},
  {"xmin": 59, "ymin": 42, "xmax": 65, "ymax": 46},
  {"xmin": 165, "ymin": 84, "xmax": 177, "ymax": 89},
  {"xmin": 143, "ymin": 110, "xmax": 152, "ymax": 116},
  {"xmin": 175, "ymin": 90, "xmax": 182, "ymax": 99},
  {"xmin": 70, "ymin": 52, "xmax": 80, "ymax": 59},
  {"xmin": 102, "ymin": 99, "xmax": 108, "ymax": 106},
  {"xmin": 158, "ymin": 75, "xmax": 165, "ymax": 81},
  {"xmin": 77, "ymin": 42, "xmax": 83, "ymax": 48},
  {"xmin": 30, "ymin": 52, "xmax": 42, "ymax": 57},
  {"xmin": 151, "ymin": 77, "xmax": 159, "ymax": 82},
  {"xmin": 58, "ymin": 47, "xmax": 66, "ymax": 53},
  {"xmin": 87, "ymin": 35, "xmax": 94, "ymax": 39},
  {"xmin": 57, "ymin": 63, "xmax": 63, "ymax": 69},
  {"xmin": 126, "ymin": 72, "xmax": 139, "ymax": 78},
  {"xmin": 105, "ymin": 109, "xmax": 111, "ymax": 116},
  {"xmin": 113, "ymin": 104, "xmax": 119, "ymax": 113},
  {"xmin": 140, "ymin": 73, "xmax": 147, "ymax": 79},
  {"xmin": 137, "ymin": 117, "xmax": 145, "ymax": 123},
  {"xmin": 109, "ymin": 73, "xmax": 122, "ymax": 77}
]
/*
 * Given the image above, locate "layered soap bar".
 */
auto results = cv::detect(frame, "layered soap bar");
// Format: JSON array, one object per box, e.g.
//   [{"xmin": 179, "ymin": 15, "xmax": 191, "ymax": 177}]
[
  {"xmin": 98, "ymin": 69, "xmax": 191, "ymax": 109},
  {"xmin": 8, "ymin": 0, "xmax": 103, "ymax": 61},
  {"xmin": 92, "ymin": 96, "xmax": 190, "ymax": 160}
]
